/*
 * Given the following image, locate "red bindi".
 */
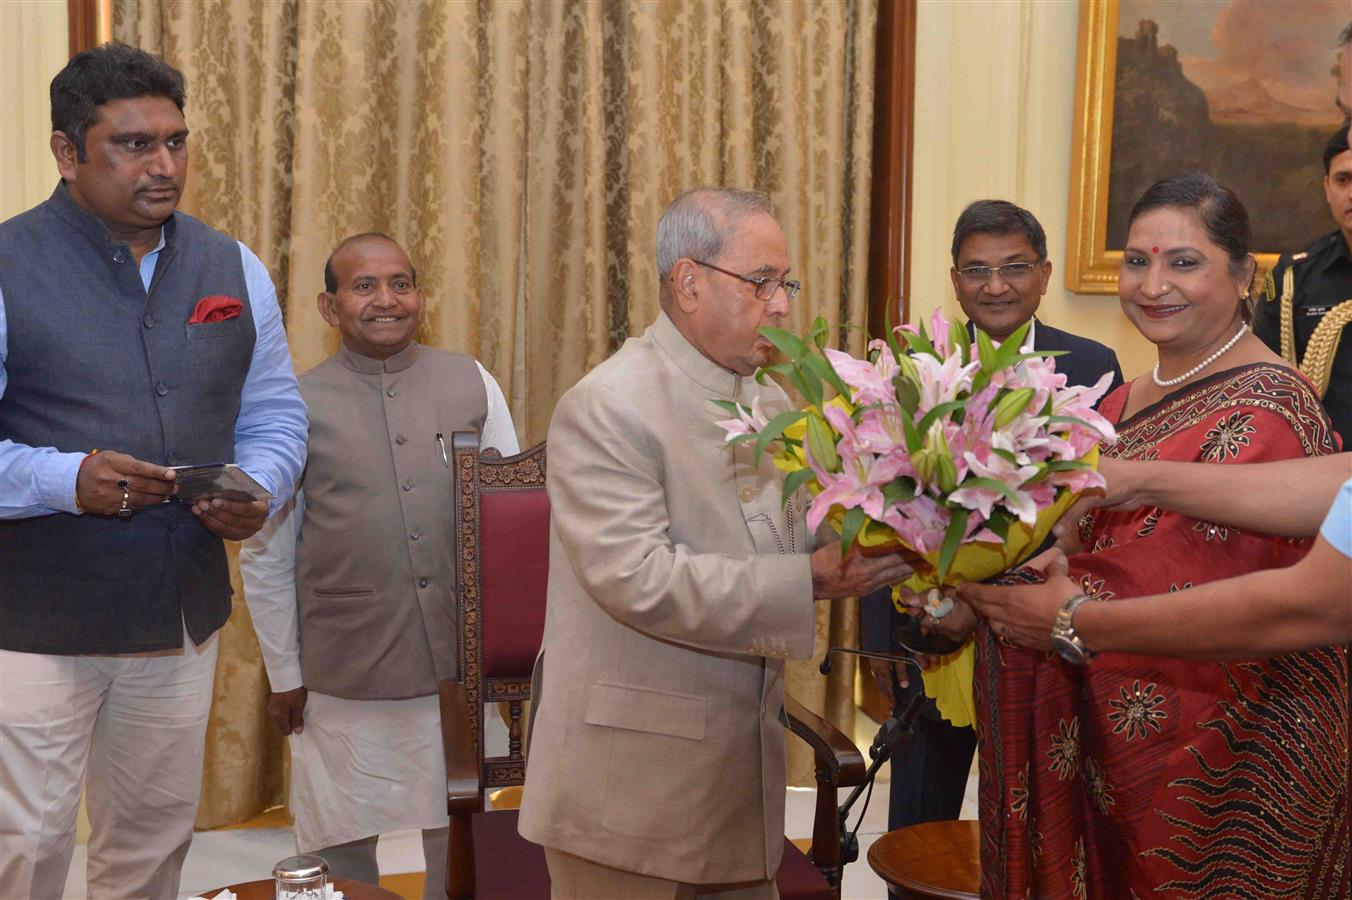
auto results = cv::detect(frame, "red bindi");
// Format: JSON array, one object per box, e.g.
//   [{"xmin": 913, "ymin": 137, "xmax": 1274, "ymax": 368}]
[{"xmin": 1151, "ymin": 246, "xmax": 1160, "ymax": 254}]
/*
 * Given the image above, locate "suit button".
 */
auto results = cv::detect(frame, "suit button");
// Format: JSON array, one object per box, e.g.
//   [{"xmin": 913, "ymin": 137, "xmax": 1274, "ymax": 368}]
[
  {"xmin": 386, "ymin": 388, "xmax": 397, "ymax": 398},
  {"xmin": 409, "ymin": 530, "xmax": 422, "ymax": 541},
  {"xmin": 395, "ymin": 435, "xmax": 407, "ymax": 445},
  {"xmin": 142, "ymin": 314, "xmax": 155, "ymax": 329},
  {"xmin": 168, "ymin": 517, "xmax": 178, "ymax": 532},
  {"xmin": 739, "ymin": 486, "xmax": 757, "ymax": 502},
  {"xmin": 155, "ymin": 382, "xmax": 169, "ymax": 396},
  {"xmin": 418, "ymin": 577, "xmax": 429, "ymax": 588},
  {"xmin": 402, "ymin": 480, "xmax": 412, "ymax": 491},
  {"xmin": 112, "ymin": 248, "xmax": 129, "ymax": 263}
]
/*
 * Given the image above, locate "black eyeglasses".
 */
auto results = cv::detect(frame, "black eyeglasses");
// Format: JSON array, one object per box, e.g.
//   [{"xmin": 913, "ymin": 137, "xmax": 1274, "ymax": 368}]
[
  {"xmin": 693, "ymin": 260, "xmax": 801, "ymax": 301},
  {"xmin": 955, "ymin": 261, "xmax": 1041, "ymax": 285}
]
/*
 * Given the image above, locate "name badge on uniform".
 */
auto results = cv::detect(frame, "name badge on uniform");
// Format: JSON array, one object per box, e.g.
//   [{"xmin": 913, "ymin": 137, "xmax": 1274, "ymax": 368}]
[{"xmin": 1303, "ymin": 306, "xmax": 1331, "ymax": 318}]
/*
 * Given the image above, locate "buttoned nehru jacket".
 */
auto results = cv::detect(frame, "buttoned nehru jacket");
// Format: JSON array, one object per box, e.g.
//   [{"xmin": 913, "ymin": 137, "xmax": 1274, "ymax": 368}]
[
  {"xmin": 518, "ymin": 311, "xmax": 817, "ymax": 885},
  {"xmin": 293, "ymin": 342, "xmax": 486, "ymax": 699}
]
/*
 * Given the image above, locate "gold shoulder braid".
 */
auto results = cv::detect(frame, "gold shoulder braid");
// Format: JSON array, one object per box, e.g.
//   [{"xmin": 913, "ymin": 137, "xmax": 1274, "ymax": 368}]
[
  {"xmin": 1278, "ymin": 267, "xmax": 1296, "ymax": 365},
  {"xmin": 1299, "ymin": 299, "xmax": 1352, "ymax": 397}
]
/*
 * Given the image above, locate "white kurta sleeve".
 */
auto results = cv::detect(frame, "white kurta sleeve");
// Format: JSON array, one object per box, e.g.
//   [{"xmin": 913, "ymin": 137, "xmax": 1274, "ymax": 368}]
[
  {"xmin": 239, "ymin": 489, "xmax": 306, "ymax": 692},
  {"xmin": 476, "ymin": 361, "xmax": 520, "ymax": 455}
]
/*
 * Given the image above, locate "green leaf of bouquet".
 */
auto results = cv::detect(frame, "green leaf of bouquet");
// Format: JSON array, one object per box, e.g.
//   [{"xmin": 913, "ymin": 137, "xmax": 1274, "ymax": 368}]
[
  {"xmin": 989, "ymin": 446, "xmax": 1018, "ymax": 465},
  {"xmin": 975, "ymin": 328, "xmax": 997, "ymax": 372},
  {"xmin": 895, "ymin": 377, "xmax": 920, "ymax": 416},
  {"xmin": 711, "ymin": 399, "xmax": 744, "ymax": 416},
  {"xmin": 882, "ymin": 476, "xmax": 917, "ymax": 506},
  {"xmin": 802, "ymin": 353, "xmax": 851, "ymax": 400},
  {"xmin": 805, "ymin": 413, "xmax": 839, "ymax": 470},
  {"xmin": 961, "ymin": 476, "xmax": 1021, "ymax": 502},
  {"xmin": 937, "ymin": 508, "xmax": 970, "ymax": 582},
  {"xmin": 898, "ymin": 328, "xmax": 941, "ymax": 359},
  {"xmin": 1046, "ymin": 414, "xmax": 1099, "ymax": 431},
  {"xmin": 916, "ymin": 399, "xmax": 968, "ymax": 439},
  {"xmin": 997, "ymin": 320, "xmax": 1032, "ymax": 361},
  {"xmin": 809, "ymin": 316, "xmax": 830, "ymax": 350},
  {"xmin": 1046, "ymin": 459, "xmax": 1091, "ymax": 472},
  {"xmin": 986, "ymin": 508, "xmax": 1013, "ymax": 541},
  {"xmin": 882, "ymin": 304, "xmax": 903, "ymax": 361},
  {"xmin": 791, "ymin": 367, "xmax": 824, "ymax": 408},
  {"xmin": 952, "ymin": 319, "xmax": 971, "ymax": 364},
  {"xmin": 900, "ymin": 408, "xmax": 924, "ymax": 454},
  {"xmin": 781, "ymin": 466, "xmax": 815, "ymax": 509},
  {"xmin": 759, "ymin": 326, "xmax": 808, "ymax": 360},
  {"xmin": 840, "ymin": 506, "xmax": 867, "ymax": 558},
  {"xmin": 753, "ymin": 409, "xmax": 808, "ymax": 462},
  {"xmin": 725, "ymin": 432, "xmax": 760, "ymax": 448}
]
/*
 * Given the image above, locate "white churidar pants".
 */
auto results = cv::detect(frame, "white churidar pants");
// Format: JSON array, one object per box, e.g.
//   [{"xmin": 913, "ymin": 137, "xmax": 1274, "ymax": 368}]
[{"xmin": 0, "ymin": 630, "xmax": 218, "ymax": 900}]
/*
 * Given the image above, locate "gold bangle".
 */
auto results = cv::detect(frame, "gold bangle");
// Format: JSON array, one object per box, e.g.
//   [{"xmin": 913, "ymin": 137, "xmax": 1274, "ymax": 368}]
[{"xmin": 74, "ymin": 449, "xmax": 98, "ymax": 513}]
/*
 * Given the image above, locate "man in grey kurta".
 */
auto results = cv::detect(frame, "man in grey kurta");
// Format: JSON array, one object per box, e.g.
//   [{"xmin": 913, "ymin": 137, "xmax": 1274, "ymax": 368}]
[
  {"xmin": 518, "ymin": 189, "xmax": 911, "ymax": 898},
  {"xmin": 241, "ymin": 234, "xmax": 517, "ymax": 897}
]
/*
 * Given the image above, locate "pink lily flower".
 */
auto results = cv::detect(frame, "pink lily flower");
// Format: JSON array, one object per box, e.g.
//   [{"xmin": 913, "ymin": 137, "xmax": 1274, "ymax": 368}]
[
  {"xmin": 804, "ymin": 440, "xmax": 907, "ymax": 533},
  {"xmin": 825, "ymin": 347, "xmax": 898, "ymax": 408},
  {"xmin": 714, "ymin": 395, "xmax": 769, "ymax": 442}
]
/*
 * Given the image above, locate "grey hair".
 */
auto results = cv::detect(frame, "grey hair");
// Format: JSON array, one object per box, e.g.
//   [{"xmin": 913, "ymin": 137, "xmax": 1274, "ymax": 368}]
[
  {"xmin": 655, "ymin": 187, "xmax": 775, "ymax": 280},
  {"xmin": 1340, "ymin": 21, "xmax": 1352, "ymax": 46}
]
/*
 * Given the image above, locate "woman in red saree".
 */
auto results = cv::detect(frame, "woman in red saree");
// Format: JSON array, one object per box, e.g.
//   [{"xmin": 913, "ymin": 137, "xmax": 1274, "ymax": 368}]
[{"xmin": 967, "ymin": 175, "xmax": 1348, "ymax": 898}]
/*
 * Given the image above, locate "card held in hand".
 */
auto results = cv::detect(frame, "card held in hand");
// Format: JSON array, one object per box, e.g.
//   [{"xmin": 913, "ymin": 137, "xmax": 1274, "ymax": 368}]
[{"xmin": 171, "ymin": 463, "xmax": 273, "ymax": 504}]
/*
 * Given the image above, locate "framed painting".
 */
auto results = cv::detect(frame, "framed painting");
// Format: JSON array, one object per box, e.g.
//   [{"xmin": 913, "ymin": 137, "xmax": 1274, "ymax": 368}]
[{"xmin": 1067, "ymin": 0, "xmax": 1348, "ymax": 294}]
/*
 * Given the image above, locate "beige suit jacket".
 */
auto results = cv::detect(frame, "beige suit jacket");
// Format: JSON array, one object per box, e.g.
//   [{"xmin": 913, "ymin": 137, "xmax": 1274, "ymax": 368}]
[{"xmin": 518, "ymin": 312, "xmax": 816, "ymax": 885}]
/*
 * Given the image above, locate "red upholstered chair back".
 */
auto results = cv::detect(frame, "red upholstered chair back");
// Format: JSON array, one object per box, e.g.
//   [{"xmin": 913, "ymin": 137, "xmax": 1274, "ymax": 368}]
[{"xmin": 451, "ymin": 432, "xmax": 548, "ymax": 793}]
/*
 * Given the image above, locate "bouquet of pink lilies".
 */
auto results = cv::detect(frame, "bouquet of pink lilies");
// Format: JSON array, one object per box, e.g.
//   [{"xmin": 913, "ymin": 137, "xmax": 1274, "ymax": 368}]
[{"xmin": 716, "ymin": 309, "xmax": 1116, "ymax": 722}]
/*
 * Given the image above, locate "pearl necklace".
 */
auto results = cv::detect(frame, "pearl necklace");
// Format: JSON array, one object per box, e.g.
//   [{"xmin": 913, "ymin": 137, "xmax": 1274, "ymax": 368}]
[{"xmin": 1152, "ymin": 323, "xmax": 1248, "ymax": 387}]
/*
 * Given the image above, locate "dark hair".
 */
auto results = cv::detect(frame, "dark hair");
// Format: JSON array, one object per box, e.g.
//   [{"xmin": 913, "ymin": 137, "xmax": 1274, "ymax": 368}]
[
  {"xmin": 950, "ymin": 200, "xmax": 1048, "ymax": 266},
  {"xmin": 323, "ymin": 233, "xmax": 418, "ymax": 292},
  {"xmin": 50, "ymin": 43, "xmax": 186, "ymax": 162},
  {"xmin": 1324, "ymin": 125, "xmax": 1350, "ymax": 173},
  {"xmin": 1339, "ymin": 21, "xmax": 1352, "ymax": 46},
  {"xmin": 1127, "ymin": 173, "xmax": 1255, "ymax": 321}
]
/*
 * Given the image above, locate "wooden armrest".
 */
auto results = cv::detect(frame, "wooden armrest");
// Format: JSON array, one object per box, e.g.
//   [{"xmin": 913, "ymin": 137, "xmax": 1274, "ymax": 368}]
[
  {"xmin": 785, "ymin": 694, "xmax": 867, "ymax": 787},
  {"xmin": 438, "ymin": 679, "xmax": 482, "ymax": 815}
]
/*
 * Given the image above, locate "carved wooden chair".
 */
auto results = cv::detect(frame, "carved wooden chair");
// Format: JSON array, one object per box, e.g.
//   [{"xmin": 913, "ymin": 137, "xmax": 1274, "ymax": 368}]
[{"xmin": 440, "ymin": 432, "xmax": 868, "ymax": 898}]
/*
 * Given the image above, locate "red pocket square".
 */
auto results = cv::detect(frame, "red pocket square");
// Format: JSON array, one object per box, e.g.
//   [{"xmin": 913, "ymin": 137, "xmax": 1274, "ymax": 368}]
[{"xmin": 189, "ymin": 295, "xmax": 243, "ymax": 324}]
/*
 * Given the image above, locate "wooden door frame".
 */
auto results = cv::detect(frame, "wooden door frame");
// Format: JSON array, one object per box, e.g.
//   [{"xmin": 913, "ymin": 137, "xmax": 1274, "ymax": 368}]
[
  {"xmin": 858, "ymin": 0, "xmax": 917, "ymax": 725},
  {"xmin": 867, "ymin": 0, "xmax": 917, "ymax": 339},
  {"xmin": 68, "ymin": 0, "xmax": 112, "ymax": 56}
]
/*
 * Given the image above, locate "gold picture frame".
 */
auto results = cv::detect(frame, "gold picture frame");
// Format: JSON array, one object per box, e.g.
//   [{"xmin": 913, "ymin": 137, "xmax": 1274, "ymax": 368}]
[{"xmin": 1066, "ymin": 0, "xmax": 1286, "ymax": 294}]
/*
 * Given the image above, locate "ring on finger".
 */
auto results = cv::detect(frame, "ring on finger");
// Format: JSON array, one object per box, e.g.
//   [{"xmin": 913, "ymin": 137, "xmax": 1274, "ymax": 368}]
[{"xmin": 117, "ymin": 480, "xmax": 132, "ymax": 520}]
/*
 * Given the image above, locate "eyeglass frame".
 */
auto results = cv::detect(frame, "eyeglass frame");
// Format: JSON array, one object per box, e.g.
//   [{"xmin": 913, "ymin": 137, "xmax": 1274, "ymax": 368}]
[
  {"xmin": 691, "ymin": 259, "xmax": 801, "ymax": 301},
  {"xmin": 954, "ymin": 260, "xmax": 1045, "ymax": 285}
]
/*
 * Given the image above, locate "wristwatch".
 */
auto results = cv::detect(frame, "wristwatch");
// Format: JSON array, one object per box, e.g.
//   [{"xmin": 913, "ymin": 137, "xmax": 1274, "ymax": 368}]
[{"xmin": 1050, "ymin": 593, "xmax": 1096, "ymax": 665}]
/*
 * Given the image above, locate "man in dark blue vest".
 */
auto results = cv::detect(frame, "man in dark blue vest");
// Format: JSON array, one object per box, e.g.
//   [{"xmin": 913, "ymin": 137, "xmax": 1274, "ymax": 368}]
[
  {"xmin": 0, "ymin": 44, "xmax": 307, "ymax": 899},
  {"xmin": 860, "ymin": 200, "xmax": 1122, "ymax": 846}
]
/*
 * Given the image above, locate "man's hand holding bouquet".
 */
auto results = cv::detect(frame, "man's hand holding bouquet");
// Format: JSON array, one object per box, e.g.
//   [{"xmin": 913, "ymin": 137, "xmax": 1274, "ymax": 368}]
[{"xmin": 715, "ymin": 309, "xmax": 1117, "ymax": 725}]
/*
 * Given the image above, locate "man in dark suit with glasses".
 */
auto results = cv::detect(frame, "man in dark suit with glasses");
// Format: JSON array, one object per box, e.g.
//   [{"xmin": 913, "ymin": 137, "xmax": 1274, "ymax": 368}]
[{"xmin": 860, "ymin": 199, "xmax": 1122, "ymax": 846}]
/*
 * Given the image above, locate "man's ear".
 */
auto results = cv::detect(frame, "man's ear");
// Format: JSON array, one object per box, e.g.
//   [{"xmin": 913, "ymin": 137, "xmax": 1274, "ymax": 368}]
[
  {"xmin": 672, "ymin": 259, "xmax": 700, "ymax": 314},
  {"xmin": 949, "ymin": 266, "xmax": 960, "ymax": 296},
  {"xmin": 50, "ymin": 132, "xmax": 79, "ymax": 182},
  {"xmin": 316, "ymin": 292, "xmax": 341, "ymax": 328},
  {"xmin": 1039, "ymin": 259, "xmax": 1053, "ymax": 295}
]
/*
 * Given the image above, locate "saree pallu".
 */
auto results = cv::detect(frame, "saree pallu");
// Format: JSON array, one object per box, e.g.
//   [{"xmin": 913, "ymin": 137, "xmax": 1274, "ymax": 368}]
[{"xmin": 977, "ymin": 364, "xmax": 1349, "ymax": 899}]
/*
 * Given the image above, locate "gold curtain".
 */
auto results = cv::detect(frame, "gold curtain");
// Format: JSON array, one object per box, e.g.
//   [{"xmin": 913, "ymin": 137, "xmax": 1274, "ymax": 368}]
[{"xmin": 114, "ymin": 0, "xmax": 877, "ymax": 824}]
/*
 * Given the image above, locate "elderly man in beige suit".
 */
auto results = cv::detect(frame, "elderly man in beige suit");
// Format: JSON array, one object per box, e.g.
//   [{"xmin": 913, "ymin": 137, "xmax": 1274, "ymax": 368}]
[{"xmin": 518, "ymin": 189, "xmax": 911, "ymax": 899}]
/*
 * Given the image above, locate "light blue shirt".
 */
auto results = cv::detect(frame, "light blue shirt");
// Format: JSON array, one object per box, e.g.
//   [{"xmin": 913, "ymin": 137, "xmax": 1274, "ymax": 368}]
[
  {"xmin": 0, "ymin": 230, "xmax": 308, "ymax": 518},
  {"xmin": 1320, "ymin": 478, "xmax": 1352, "ymax": 559}
]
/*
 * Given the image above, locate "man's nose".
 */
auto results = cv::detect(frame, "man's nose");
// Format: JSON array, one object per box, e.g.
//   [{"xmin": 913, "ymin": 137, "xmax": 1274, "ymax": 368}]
[
  {"xmin": 765, "ymin": 287, "xmax": 790, "ymax": 317},
  {"xmin": 145, "ymin": 143, "xmax": 176, "ymax": 177},
  {"xmin": 983, "ymin": 272, "xmax": 1011, "ymax": 295}
]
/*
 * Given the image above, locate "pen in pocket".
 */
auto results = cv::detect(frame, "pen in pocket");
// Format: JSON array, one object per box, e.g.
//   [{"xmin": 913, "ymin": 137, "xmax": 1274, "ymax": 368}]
[{"xmin": 436, "ymin": 432, "xmax": 449, "ymax": 468}]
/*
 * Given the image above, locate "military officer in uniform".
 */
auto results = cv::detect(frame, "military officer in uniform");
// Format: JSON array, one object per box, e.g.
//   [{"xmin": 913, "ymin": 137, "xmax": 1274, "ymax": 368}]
[{"xmin": 1255, "ymin": 125, "xmax": 1352, "ymax": 447}]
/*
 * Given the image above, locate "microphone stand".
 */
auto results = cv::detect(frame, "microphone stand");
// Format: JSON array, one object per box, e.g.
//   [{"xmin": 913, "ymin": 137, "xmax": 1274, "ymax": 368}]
[{"xmin": 818, "ymin": 647, "xmax": 926, "ymax": 873}]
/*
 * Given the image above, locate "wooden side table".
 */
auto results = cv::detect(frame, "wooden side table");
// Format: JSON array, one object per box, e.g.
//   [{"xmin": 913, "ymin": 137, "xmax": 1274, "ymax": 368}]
[
  {"xmin": 202, "ymin": 877, "xmax": 404, "ymax": 900},
  {"xmin": 866, "ymin": 819, "xmax": 980, "ymax": 900}
]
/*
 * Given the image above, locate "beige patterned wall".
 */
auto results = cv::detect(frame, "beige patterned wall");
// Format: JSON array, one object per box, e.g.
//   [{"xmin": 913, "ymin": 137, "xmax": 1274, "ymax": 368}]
[{"xmin": 114, "ymin": 0, "xmax": 878, "ymax": 822}]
